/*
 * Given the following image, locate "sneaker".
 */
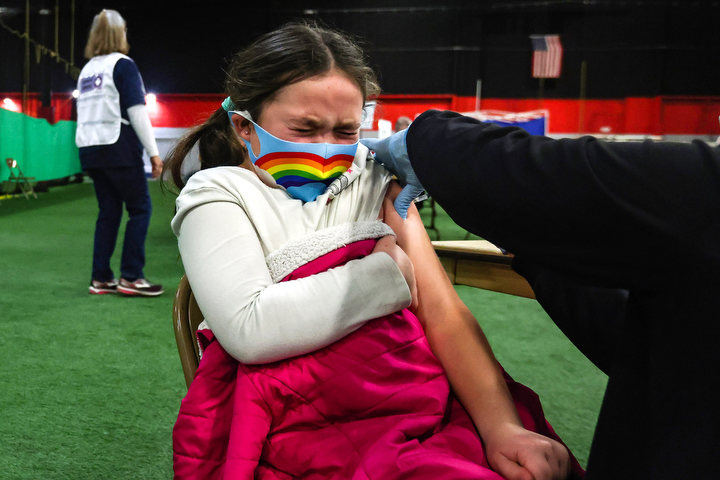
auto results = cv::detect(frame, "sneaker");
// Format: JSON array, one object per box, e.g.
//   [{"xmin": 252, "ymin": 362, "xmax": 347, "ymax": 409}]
[
  {"xmin": 117, "ymin": 278, "xmax": 164, "ymax": 297},
  {"xmin": 89, "ymin": 279, "xmax": 118, "ymax": 295}
]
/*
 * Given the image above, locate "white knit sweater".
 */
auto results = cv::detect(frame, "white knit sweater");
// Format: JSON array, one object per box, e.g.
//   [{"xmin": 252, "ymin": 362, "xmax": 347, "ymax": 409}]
[{"xmin": 171, "ymin": 145, "xmax": 412, "ymax": 364}]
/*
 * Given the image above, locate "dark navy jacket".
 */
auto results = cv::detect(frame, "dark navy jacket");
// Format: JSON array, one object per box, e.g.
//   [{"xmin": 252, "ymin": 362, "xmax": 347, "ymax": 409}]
[{"xmin": 407, "ymin": 110, "xmax": 720, "ymax": 479}]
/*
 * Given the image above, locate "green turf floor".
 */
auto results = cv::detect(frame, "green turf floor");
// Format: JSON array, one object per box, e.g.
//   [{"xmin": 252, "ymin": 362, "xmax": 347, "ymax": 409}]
[{"xmin": 0, "ymin": 182, "xmax": 606, "ymax": 478}]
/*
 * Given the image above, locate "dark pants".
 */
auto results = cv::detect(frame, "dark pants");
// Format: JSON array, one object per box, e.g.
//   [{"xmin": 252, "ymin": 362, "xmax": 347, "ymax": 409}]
[
  {"xmin": 516, "ymin": 261, "xmax": 720, "ymax": 479},
  {"xmin": 86, "ymin": 166, "xmax": 151, "ymax": 282}
]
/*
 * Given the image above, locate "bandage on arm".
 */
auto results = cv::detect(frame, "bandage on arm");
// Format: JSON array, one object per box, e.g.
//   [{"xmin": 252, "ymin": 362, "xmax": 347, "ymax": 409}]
[
  {"xmin": 127, "ymin": 104, "xmax": 159, "ymax": 157},
  {"xmin": 177, "ymin": 201, "xmax": 412, "ymax": 364}
]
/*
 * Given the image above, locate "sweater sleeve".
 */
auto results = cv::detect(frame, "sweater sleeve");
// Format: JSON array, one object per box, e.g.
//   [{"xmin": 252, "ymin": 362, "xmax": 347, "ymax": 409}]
[
  {"xmin": 177, "ymin": 201, "xmax": 412, "ymax": 364},
  {"xmin": 127, "ymin": 104, "xmax": 159, "ymax": 157},
  {"xmin": 407, "ymin": 109, "xmax": 720, "ymax": 287}
]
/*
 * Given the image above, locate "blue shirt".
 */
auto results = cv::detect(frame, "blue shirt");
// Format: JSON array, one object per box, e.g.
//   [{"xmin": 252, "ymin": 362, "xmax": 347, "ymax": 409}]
[{"xmin": 79, "ymin": 57, "xmax": 147, "ymax": 169}]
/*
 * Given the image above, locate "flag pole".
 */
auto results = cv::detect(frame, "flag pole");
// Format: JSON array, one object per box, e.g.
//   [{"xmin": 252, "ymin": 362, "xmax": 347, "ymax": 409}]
[
  {"xmin": 579, "ymin": 60, "xmax": 587, "ymax": 133},
  {"xmin": 475, "ymin": 79, "xmax": 482, "ymax": 112},
  {"xmin": 70, "ymin": 0, "xmax": 76, "ymax": 67}
]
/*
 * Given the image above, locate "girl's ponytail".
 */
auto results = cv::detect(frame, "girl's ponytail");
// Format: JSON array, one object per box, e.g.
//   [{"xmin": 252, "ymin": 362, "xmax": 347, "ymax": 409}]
[{"xmin": 162, "ymin": 107, "xmax": 246, "ymax": 191}]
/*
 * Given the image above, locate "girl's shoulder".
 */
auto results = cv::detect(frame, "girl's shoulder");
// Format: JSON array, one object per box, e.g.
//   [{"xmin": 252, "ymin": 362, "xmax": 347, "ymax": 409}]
[
  {"xmin": 180, "ymin": 166, "xmax": 264, "ymax": 196},
  {"xmin": 172, "ymin": 167, "xmax": 265, "ymax": 233},
  {"xmin": 328, "ymin": 151, "xmax": 393, "ymax": 221}
]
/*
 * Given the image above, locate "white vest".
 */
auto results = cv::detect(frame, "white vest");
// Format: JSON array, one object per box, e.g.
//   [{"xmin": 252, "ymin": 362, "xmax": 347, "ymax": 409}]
[{"xmin": 75, "ymin": 52, "xmax": 135, "ymax": 148}]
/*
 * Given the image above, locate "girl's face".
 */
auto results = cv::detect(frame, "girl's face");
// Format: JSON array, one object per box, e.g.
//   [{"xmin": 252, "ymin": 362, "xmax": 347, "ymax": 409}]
[{"xmin": 234, "ymin": 69, "xmax": 364, "ymax": 157}]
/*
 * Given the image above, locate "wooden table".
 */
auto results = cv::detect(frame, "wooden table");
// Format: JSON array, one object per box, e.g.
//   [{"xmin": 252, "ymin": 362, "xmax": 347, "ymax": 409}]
[{"xmin": 432, "ymin": 240, "xmax": 535, "ymax": 299}]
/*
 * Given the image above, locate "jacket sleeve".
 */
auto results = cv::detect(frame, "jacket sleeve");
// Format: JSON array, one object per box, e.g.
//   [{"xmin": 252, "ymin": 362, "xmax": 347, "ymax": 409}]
[
  {"xmin": 172, "ymin": 338, "xmax": 272, "ymax": 479},
  {"xmin": 407, "ymin": 109, "xmax": 720, "ymax": 288},
  {"xmin": 113, "ymin": 58, "xmax": 145, "ymax": 110}
]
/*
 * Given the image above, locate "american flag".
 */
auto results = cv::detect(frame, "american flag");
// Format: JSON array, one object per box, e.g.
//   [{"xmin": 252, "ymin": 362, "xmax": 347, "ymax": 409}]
[{"xmin": 530, "ymin": 34, "xmax": 563, "ymax": 78}]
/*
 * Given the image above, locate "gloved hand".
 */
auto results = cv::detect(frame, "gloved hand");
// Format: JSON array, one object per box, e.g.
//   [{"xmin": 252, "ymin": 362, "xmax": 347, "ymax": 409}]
[{"xmin": 360, "ymin": 129, "xmax": 426, "ymax": 219}]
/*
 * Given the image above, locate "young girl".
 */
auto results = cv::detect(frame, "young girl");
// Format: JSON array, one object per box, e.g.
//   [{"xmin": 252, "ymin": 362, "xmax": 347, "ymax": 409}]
[{"xmin": 165, "ymin": 22, "xmax": 582, "ymax": 480}]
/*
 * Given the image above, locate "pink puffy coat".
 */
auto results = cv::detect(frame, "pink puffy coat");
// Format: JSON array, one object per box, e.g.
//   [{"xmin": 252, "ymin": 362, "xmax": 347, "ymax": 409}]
[{"xmin": 173, "ymin": 239, "xmax": 583, "ymax": 479}]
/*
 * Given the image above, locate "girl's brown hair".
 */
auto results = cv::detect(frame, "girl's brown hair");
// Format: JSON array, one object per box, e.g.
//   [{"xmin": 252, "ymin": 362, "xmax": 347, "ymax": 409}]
[
  {"xmin": 163, "ymin": 21, "xmax": 380, "ymax": 190},
  {"xmin": 83, "ymin": 9, "xmax": 129, "ymax": 59}
]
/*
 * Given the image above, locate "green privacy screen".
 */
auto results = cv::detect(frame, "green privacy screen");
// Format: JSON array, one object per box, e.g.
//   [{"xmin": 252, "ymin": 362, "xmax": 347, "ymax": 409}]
[{"xmin": 0, "ymin": 108, "xmax": 81, "ymax": 182}]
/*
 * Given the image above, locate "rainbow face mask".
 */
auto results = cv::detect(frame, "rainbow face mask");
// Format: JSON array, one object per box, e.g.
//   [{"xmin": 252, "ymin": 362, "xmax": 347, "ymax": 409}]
[{"xmin": 228, "ymin": 110, "xmax": 359, "ymax": 202}]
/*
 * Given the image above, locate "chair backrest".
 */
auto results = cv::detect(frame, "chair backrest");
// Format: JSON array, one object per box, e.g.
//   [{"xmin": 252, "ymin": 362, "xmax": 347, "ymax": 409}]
[
  {"xmin": 6, "ymin": 157, "xmax": 27, "ymax": 178},
  {"xmin": 172, "ymin": 275, "xmax": 205, "ymax": 388},
  {"xmin": 5, "ymin": 157, "xmax": 37, "ymax": 199}
]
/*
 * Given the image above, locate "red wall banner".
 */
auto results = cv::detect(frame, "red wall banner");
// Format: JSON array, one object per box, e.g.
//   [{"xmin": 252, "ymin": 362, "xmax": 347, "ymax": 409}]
[{"xmin": 2, "ymin": 92, "xmax": 719, "ymax": 135}]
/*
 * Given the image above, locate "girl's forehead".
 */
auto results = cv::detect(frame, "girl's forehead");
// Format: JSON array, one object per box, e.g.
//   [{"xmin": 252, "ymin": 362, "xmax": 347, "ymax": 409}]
[{"xmin": 265, "ymin": 72, "xmax": 363, "ymax": 116}]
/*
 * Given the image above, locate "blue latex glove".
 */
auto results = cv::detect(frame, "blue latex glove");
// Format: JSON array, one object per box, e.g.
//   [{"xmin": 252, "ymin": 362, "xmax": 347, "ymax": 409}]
[{"xmin": 360, "ymin": 129, "xmax": 426, "ymax": 219}]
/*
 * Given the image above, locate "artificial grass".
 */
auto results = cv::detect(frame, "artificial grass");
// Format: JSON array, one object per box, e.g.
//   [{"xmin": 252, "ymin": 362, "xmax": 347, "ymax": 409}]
[
  {"xmin": 0, "ymin": 182, "xmax": 605, "ymax": 478},
  {"xmin": 1, "ymin": 182, "xmax": 184, "ymax": 479}
]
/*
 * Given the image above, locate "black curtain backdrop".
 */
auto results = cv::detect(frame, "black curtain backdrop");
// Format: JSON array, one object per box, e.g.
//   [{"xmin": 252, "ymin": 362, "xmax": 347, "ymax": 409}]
[{"xmin": 1, "ymin": 0, "xmax": 719, "ymax": 98}]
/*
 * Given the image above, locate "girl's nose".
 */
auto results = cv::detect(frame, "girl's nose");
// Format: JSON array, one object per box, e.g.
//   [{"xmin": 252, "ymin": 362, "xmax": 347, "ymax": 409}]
[{"xmin": 313, "ymin": 132, "xmax": 335, "ymax": 143}]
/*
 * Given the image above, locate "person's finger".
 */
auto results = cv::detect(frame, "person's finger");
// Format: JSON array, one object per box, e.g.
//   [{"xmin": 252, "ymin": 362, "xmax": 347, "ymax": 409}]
[
  {"xmin": 554, "ymin": 444, "xmax": 572, "ymax": 478},
  {"xmin": 393, "ymin": 185, "xmax": 423, "ymax": 220},
  {"xmin": 517, "ymin": 449, "xmax": 554, "ymax": 480},
  {"xmin": 492, "ymin": 453, "xmax": 534, "ymax": 480}
]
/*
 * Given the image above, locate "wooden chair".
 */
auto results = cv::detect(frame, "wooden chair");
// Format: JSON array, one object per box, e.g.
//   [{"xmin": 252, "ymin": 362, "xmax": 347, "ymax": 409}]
[
  {"xmin": 5, "ymin": 158, "xmax": 37, "ymax": 200},
  {"xmin": 172, "ymin": 275, "xmax": 205, "ymax": 388},
  {"xmin": 172, "ymin": 241, "xmax": 534, "ymax": 388}
]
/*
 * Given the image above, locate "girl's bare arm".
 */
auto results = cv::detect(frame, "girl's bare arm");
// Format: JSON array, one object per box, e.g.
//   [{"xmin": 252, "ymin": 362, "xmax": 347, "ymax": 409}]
[{"xmin": 381, "ymin": 182, "xmax": 571, "ymax": 480}]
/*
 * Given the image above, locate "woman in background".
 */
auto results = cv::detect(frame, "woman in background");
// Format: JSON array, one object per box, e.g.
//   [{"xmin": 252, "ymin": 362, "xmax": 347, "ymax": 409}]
[{"xmin": 75, "ymin": 9, "xmax": 163, "ymax": 296}]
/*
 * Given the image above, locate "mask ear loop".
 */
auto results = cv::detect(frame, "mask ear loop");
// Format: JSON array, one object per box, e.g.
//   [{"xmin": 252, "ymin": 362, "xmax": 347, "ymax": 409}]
[
  {"xmin": 227, "ymin": 110, "xmax": 260, "ymax": 161},
  {"xmin": 228, "ymin": 109, "xmax": 254, "ymax": 122},
  {"xmin": 225, "ymin": 109, "xmax": 287, "ymax": 189},
  {"xmin": 222, "ymin": 98, "xmax": 252, "ymax": 155}
]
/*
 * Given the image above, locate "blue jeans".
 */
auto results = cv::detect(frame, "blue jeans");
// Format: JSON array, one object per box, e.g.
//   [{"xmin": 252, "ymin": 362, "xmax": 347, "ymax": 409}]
[{"xmin": 87, "ymin": 166, "xmax": 151, "ymax": 282}]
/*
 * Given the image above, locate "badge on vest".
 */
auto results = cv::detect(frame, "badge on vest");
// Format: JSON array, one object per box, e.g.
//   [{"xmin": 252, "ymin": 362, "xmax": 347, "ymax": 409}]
[{"xmin": 80, "ymin": 74, "xmax": 103, "ymax": 93}]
